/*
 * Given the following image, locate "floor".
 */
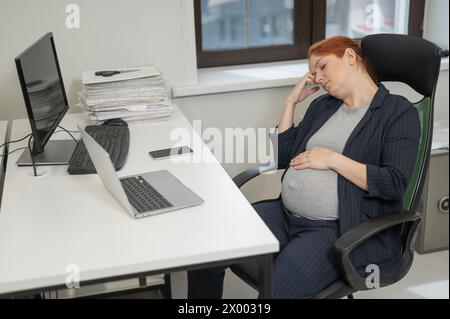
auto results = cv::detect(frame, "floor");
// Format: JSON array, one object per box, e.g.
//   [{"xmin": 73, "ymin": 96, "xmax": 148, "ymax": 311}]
[
  {"xmin": 354, "ymin": 250, "xmax": 449, "ymax": 299},
  {"xmin": 106, "ymin": 250, "xmax": 449, "ymax": 299}
]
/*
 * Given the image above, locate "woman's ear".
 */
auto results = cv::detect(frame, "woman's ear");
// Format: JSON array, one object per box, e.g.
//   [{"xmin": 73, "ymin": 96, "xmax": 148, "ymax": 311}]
[{"xmin": 344, "ymin": 48, "xmax": 357, "ymax": 66}]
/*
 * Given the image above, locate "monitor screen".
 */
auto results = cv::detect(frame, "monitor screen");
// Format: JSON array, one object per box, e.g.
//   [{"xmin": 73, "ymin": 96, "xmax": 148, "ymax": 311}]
[{"xmin": 15, "ymin": 33, "xmax": 69, "ymax": 154}]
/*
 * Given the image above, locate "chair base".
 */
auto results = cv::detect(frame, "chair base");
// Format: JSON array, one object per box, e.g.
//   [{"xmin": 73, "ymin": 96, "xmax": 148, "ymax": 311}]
[{"xmin": 231, "ymin": 261, "xmax": 357, "ymax": 299}]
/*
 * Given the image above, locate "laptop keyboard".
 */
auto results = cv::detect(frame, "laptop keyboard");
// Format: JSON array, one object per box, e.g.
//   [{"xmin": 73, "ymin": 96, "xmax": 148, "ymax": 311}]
[{"xmin": 120, "ymin": 176, "xmax": 172, "ymax": 213}]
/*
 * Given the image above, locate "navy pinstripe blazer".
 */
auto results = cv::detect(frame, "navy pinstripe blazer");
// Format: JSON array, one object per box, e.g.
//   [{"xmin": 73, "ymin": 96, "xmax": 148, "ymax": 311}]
[{"xmin": 277, "ymin": 84, "xmax": 421, "ymax": 278}]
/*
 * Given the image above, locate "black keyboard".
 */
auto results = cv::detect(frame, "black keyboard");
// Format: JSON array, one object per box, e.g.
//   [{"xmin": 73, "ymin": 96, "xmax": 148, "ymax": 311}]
[
  {"xmin": 120, "ymin": 176, "xmax": 172, "ymax": 213},
  {"xmin": 68, "ymin": 125, "xmax": 130, "ymax": 175}
]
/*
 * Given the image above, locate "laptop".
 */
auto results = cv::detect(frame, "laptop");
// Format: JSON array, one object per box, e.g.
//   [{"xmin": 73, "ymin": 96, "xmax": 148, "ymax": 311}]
[{"xmin": 78, "ymin": 125, "xmax": 204, "ymax": 218}]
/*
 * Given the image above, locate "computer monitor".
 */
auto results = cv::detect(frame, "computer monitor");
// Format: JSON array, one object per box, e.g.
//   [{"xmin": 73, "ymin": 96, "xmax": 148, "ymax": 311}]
[{"xmin": 15, "ymin": 32, "xmax": 77, "ymax": 166}]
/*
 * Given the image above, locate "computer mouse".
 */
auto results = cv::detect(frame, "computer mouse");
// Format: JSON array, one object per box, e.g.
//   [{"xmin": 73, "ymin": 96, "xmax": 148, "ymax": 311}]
[{"xmin": 103, "ymin": 118, "xmax": 128, "ymax": 127}]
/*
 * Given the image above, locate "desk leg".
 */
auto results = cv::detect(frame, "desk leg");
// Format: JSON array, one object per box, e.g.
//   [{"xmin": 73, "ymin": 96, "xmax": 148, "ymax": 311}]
[
  {"xmin": 163, "ymin": 274, "xmax": 172, "ymax": 299},
  {"xmin": 257, "ymin": 254, "xmax": 272, "ymax": 299},
  {"xmin": 139, "ymin": 277, "xmax": 147, "ymax": 288}
]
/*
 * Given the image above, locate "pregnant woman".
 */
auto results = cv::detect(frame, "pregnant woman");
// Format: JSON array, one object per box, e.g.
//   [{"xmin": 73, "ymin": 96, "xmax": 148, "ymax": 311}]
[{"xmin": 188, "ymin": 36, "xmax": 420, "ymax": 299}]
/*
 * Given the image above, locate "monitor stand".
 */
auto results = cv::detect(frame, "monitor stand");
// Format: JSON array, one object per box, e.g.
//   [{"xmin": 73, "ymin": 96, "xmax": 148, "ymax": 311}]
[{"xmin": 16, "ymin": 140, "xmax": 77, "ymax": 166}]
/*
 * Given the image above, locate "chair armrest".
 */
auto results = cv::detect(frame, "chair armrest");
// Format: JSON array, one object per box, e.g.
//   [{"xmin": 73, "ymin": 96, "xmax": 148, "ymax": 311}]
[
  {"xmin": 333, "ymin": 210, "xmax": 422, "ymax": 290},
  {"xmin": 232, "ymin": 161, "xmax": 279, "ymax": 188}
]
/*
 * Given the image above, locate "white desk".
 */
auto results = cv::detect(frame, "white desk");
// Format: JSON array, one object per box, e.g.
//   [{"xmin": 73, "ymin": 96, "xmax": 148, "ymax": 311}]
[{"xmin": 0, "ymin": 106, "xmax": 278, "ymax": 298}]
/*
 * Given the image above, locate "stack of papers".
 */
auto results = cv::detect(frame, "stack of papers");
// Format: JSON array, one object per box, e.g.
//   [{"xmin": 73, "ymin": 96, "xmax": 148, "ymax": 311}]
[{"xmin": 79, "ymin": 66, "xmax": 174, "ymax": 124}]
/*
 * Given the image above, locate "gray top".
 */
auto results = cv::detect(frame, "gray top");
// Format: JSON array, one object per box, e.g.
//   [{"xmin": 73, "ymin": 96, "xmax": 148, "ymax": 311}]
[{"xmin": 281, "ymin": 102, "xmax": 370, "ymax": 220}]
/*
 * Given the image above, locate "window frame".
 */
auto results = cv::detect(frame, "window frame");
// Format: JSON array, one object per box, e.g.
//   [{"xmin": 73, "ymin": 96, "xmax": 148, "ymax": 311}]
[{"xmin": 194, "ymin": 0, "xmax": 425, "ymax": 68}]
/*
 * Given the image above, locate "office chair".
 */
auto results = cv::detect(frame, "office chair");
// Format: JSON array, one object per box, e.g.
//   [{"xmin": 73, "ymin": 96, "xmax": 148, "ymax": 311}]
[{"xmin": 230, "ymin": 34, "xmax": 442, "ymax": 299}]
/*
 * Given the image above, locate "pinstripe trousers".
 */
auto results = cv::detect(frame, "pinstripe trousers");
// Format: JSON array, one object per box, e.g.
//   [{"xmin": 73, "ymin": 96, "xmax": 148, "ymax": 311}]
[{"xmin": 188, "ymin": 199, "xmax": 341, "ymax": 299}]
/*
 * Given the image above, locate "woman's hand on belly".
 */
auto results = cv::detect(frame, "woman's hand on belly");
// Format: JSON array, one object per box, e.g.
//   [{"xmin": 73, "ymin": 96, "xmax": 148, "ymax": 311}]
[
  {"xmin": 290, "ymin": 149, "xmax": 369, "ymax": 191},
  {"xmin": 290, "ymin": 148, "xmax": 338, "ymax": 170}
]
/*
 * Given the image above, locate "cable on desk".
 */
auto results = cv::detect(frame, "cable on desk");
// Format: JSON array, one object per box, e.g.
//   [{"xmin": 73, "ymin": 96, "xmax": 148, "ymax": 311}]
[
  {"xmin": 0, "ymin": 147, "xmax": 27, "ymax": 157},
  {"xmin": 0, "ymin": 130, "xmax": 79, "ymax": 157},
  {"xmin": 0, "ymin": 127, "xmax": 78, "ymax": 151},
  {"xmin": 0, "ymin": 133, "xmax": 32, "ymax": 150},
  {"xmin": 57, "ymin": 126, "xmax": 78, "ymax": 133},
  {"xmin": 57, "ymin": 125, "xmax": 79, "ymax": 144},
  {"xmin": 27, "ymin": 135, "xmax": 38, "ymax": 177}
]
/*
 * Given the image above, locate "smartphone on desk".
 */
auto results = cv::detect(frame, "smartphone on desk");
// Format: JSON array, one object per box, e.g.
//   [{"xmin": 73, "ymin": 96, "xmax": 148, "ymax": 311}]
[{"xmin": 149, "ymin": 146, "xmax": 193, "ymax": 160}]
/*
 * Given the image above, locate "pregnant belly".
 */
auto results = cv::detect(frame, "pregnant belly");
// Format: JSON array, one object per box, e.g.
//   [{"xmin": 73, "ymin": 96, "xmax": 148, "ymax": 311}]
[{"xmin": 281, "ymin": 167, "xmax": 339, "ymax": 219}]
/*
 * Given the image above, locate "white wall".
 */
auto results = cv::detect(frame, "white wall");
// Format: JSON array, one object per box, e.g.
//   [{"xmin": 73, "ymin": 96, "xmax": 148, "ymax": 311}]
[
  {"xmin": 0, "ymin": 0, "xmax": 194, "ymax": 120},
  {"xmin": 424, "ymin": 0, "xmax": 449, "ymax": 49}
]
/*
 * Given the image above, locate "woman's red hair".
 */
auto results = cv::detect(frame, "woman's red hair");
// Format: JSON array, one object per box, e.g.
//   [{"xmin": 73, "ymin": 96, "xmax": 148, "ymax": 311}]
[{"xmin": 308, "ymin": 36, "xmax": 377, "ymax": 83}]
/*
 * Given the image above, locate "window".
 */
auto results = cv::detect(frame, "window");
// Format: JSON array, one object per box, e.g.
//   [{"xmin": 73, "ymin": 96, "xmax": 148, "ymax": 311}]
[
  {"xmin": 326, "ymin": 0, "xmax": 412, "ymax": 38},
  {"xmin": 194, "ymin": 0, "xmax": 425, "ymax": 67},
  {"xmin": 195, "ymin": 0, "xmax": 313, "ymax": 67}
]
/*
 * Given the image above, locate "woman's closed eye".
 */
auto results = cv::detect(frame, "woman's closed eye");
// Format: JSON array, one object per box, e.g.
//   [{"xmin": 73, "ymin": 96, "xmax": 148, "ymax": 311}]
[{"xmin": 320, "ymin": 63, "xmax": 326, "ymax": 70}]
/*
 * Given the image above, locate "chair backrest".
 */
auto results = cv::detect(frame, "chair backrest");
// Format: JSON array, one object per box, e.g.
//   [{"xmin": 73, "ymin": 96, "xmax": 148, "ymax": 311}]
[
  {"xmin": 361, "ymin": 34, "xmax": 441, "ymax": 276},
  {"xmin": 403, "ymin": 98, "xmax": 433, "ymax": 211},
  {"xmin": 362, "ymin": 34, "xmax": 441, "ymax": 211}
]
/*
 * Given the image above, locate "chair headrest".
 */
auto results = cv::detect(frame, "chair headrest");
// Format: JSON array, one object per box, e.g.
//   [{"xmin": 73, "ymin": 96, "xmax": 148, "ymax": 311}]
[{"xmin": 361, "ymin": 34, "xmax": 441, "ymax": 97}]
